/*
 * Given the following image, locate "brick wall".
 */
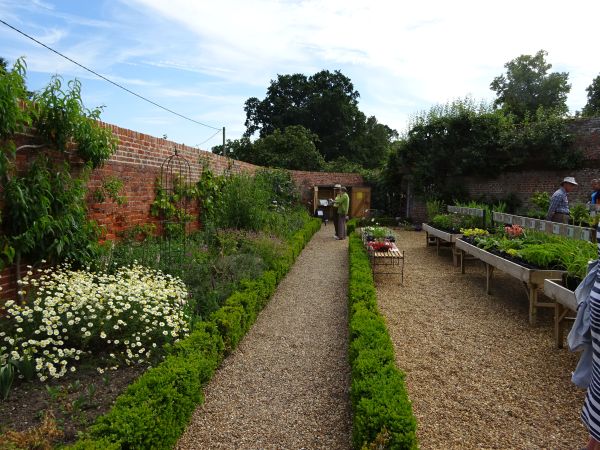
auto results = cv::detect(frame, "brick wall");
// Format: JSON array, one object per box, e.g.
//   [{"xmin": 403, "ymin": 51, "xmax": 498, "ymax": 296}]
[
  {"xmin": 409, "ymin": 117, "xmax": 600, "ymax": 222},
  {"xmin": 0, "ymin": 121, "xmax": 363, "ymax": 299}
]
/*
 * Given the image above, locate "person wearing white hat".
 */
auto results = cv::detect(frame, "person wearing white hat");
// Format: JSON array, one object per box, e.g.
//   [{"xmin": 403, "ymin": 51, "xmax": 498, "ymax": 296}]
[{"xmin": 546, "ymin": 176, "xmax": 578, "ymax": 223}]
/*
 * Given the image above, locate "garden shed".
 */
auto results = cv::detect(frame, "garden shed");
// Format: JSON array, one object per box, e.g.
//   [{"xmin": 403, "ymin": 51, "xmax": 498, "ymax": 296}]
[{"xmin": 311, "ymin": 184, "xmax": 371, "ymax": 219}]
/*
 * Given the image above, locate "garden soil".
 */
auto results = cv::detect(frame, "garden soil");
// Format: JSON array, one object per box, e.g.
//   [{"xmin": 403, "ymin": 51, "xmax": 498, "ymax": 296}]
[
  {"xmin": 376, "ymin": 230, "xmax": 588, "ymax": 449},
  {"xmin": 177, "ymin": 225, "xmax": 352, "ymax": 449}
]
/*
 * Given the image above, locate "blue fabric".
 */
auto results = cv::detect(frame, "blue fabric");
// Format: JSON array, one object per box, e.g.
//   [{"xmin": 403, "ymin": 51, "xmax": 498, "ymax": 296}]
[
  {"xmin": 593, "ymin": 191, "xmax": 599, "ymax": 204},
  {"xmin": 569, "ymin": 260, "xmax": 598, "ymax": 388}
]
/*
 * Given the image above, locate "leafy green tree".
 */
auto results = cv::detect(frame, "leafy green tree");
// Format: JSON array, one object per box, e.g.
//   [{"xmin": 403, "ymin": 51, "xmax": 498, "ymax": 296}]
[
  {"xmin": 243, "ymin": 70, "xmax": 395, "ymax": 167},
  {"xmin": 0, "ymin": 57, "xmax": 8, "ymax": 73},
  {"xmin": 582, "ymin": 75, "xmax": 600, "ymax": 117},
  {"xmin": 490, "ymin": 50, "xmax": 570, "ymax": 120},
  {"xmin": 213, "ymin": 125, "xmax": 324, "ymax": 171},
  {"xmin": 211, "ymin": 136, "xmax": 253, "ymax": 160},
  {"xmin": 383, "ymin": 97, "xmax": 578, "ymax": 201},
  {"xmin": 251, "ymin": 125, "xmax": 324, "ymax": 170}
]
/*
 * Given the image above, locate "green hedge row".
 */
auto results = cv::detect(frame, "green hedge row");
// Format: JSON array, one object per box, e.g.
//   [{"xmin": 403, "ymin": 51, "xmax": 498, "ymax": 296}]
[
  {"xmin": 70, "ymin": 218, "xmax": 322, "ymax": 449},
  {"xmin": 348, "ymin": 233, "xmax": 418, "ymax": 449},
  {"xmin": 347, "ymin": 218, "xmax": 360, "ymax": 235}
]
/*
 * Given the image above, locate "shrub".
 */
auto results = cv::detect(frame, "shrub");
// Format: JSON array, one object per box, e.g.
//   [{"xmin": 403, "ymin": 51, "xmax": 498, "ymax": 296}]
[
  {"xmin": 0, "ymin": 264, "xmax": 189, "ymax": 382},
  {"xmin": 347, "ymin": 218, "xmax": 360, "ymax": 235},
  {"xmin": 348, "ymin": 234, "xmax": 417, "ymax": 449},
  {"xmin": 69, "ymin": 218, "xmax": 321, "ymax": 449}
]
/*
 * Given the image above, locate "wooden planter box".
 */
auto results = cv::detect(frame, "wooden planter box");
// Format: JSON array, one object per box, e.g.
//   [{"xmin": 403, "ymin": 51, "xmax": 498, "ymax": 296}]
[
  {"xmin": 422, "ymin": 223, "xmax": 463, "ymax": 266},
  {"xmin": 543, "ymin": 279, "xmax": 577, "ymax": 349},
  {"xmin": 455, "ymin": 239, "xmax": 565, "ymax": 325}
]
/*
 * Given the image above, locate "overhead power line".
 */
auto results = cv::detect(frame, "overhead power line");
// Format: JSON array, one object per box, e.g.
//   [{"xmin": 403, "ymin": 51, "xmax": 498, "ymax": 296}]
[
  {"xmin": 197, "ymin": 128, "xmax": 223, "ymax": 147},
  {"xmin": 0, "ymin": 18, "xmax": 222, "ymax": 131}
]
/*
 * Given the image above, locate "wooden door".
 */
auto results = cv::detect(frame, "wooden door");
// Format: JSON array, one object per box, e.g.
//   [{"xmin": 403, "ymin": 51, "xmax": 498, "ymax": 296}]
[{"xmin": 350, "ymin": 187, "xmax": 371, "ymax": 218}]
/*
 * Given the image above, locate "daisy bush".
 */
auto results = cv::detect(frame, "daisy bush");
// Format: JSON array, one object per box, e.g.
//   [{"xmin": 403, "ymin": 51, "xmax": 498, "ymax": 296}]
[{"xmin": 0, "ymin": 263, "xmax": 189, "ymax": 382}]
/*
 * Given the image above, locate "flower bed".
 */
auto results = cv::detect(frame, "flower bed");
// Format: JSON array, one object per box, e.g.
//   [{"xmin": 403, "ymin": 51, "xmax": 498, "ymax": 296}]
[
  {"xmin": 65, "ymin": 218, "xmax": 321, "ymax": 449},
  {"xmin": 348, "ymin": 233, "xmax": 417, "ymax": 449}
]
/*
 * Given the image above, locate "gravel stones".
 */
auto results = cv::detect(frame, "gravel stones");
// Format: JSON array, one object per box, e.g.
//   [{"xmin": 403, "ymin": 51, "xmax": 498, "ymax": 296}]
[
  {"xmin": 177, "ymin": 226, "xmax": 352, "ymax": 449},
  {"xmin": 376, "ymin": 230, "xmax": 588, "ymax": 449}
]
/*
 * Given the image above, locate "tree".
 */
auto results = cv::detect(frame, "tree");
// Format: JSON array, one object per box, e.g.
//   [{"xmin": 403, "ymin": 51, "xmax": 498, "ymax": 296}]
[
  {"xmin": 0, "ymin": 57, "xmax": 7, "ymax": 73},
  {"xmin": 490, "ymin": 50, "xmax": 570, "ymax": 120},
  {"xmin": 582, "ymin": 75, "xmax": 600, "ymax": 117},
  {"xmin": 213, "ymin": 126, "xmax": 324, "ymax": 171},
  {"xmin": 243, "ymin": 70, "xmax": 395, "ymax": 167}
]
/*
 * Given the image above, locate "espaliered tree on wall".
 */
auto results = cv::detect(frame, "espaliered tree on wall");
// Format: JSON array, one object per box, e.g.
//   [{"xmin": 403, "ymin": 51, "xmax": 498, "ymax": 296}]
[{"xmin": 0, "ymin": 58, "xmax": 117, "ymax": 282}]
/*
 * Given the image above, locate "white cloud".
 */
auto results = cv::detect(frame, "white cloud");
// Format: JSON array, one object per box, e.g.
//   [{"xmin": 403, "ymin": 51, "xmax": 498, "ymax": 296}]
[{"xmin": 5, "ymin": 0, "xmax": 600, "ymax": 144}]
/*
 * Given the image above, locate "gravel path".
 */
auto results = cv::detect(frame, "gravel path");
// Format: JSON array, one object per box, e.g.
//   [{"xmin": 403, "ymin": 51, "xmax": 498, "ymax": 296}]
[
  {"xmin": 376, "ymin": 230, "xmax": 588, "ymax": 449},
  {"xmin": 177, "ymin": 225, "xmax": 352, "ymax": 450}
]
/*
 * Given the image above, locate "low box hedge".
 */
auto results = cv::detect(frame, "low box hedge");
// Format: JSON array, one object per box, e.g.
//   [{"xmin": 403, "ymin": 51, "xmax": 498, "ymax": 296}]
[
  {"xmin": 70, "ymin": 218, "xmax": 321, "ymax": 449},
  {"xmin": 348, "ymin": 233, "xmax": 418, "ymax": 449}
]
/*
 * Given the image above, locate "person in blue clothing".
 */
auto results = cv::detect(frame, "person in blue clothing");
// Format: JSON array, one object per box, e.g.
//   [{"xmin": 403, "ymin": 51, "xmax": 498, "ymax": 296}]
[
  {"xmin": 591, "ymin": 179, "xmax": 600, "ymax": 205},
  {"xmin": 547, "ymin": 176, "xmax": 578, "ymax": 223}
]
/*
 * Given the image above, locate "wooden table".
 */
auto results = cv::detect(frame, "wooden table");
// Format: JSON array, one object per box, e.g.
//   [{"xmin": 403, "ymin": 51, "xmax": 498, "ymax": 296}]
[
  {"xmin": 455, "ymin": 239, "xmax": 565, "ymax": 325},
  {"xmin": 422, "ymin": 223, "xmax": 462, "ymax": 266},
  {"xmin": 543, "ymin": 279, "xmax": 577, "ymax": 348}
]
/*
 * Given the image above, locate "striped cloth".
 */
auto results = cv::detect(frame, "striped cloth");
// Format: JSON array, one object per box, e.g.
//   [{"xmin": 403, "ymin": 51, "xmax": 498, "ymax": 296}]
[{"xmin": 582, "ymin": 226, "xmax": 600, "ymax": 439}]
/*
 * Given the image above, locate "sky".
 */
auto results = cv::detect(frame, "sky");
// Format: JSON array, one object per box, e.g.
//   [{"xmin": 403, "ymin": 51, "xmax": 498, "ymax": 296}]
[{"xmin": 1, "ymin": 0, "xmax": 599, "ymax": 151}]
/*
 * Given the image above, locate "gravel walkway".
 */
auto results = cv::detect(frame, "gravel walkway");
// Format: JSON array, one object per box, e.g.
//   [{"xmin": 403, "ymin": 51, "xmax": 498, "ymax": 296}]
[
  {"xmin": 177, "ymin": 225, "xmax": 352, "ymax": 449},
  {"xmin": 376, "ymin": 230, "xmax": 588, "ymax": 449}
]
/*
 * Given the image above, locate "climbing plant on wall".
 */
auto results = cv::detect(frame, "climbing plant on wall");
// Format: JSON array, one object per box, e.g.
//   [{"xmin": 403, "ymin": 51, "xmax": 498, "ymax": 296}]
[{"xmin": 0, "ymin": 58, "xmax": 117, "ymax": 277}]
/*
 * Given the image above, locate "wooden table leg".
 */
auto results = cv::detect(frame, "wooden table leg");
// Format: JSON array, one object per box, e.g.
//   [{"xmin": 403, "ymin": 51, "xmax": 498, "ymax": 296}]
[
  {"xmin": 528, "ymin": 284, "xmax": 537, "ymax": 325},
  {"xmin": 485, "ymin": 264, "xmax": 494, "ymax": 295},
  {"xmin": 555, "ymin": 303, "xmax": 563, "ymax": 348},
  {"xmin": 436, "ymin": 237, "xmax": 440, "ymax": 255},
  {"xmin": 460, "ymin": 250, "xmax": 465, "ymax": 274}
]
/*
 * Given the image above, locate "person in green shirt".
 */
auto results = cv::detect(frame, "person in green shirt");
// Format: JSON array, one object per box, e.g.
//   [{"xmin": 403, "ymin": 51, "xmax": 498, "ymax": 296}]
[{"xmin": 334, "ymin": 186, "xmax": 350, "ymax": 239}]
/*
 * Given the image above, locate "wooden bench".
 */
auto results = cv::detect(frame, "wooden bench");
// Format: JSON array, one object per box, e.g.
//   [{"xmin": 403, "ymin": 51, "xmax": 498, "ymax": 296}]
[{"xmin": 367, "ymin": 242, "xmax": 405, "ymax": 284}]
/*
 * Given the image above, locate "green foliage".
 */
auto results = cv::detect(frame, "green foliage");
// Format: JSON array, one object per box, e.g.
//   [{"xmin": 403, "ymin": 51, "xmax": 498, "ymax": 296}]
[
  {"xmin": 582, "ymin": 75, "xmax": 600, "ymax": 117},
  {"xmin": 347, "ymin": 218, "xmax": 360, "ymax": 235},
  {"xmin": 196, "ymin": 163, "xmax": 225, "ymax": 225},
  {"xmin": 0, "ymin": 362, "xmax": 15, "ymax": 400},
  {"xmin": 72, "ymin": 218, "xmax": 321, "ymax": 449},
  {"xmin": 385, "ymin": 97, "xmax": 577, "ymax": 199},
  {"xmin": 214, "ymin": 173, "xmax": 271, "ymax": 231},
  {"xmin": 242, "ymin": 70, "xmax": 397, "ymax": 168},
  {"xmin": 30, "ymin": 76, "xmax": 117, "ymax": 168},
  {"xmin": 3, "ymin": 156, "xmax": 101, "ymax": 266},
  {"xmin": 431, "ymin": 214, "xmax": 457, "ymax": 231},
  {"xmin": 472, "ymin": 227, "xmax": 596, "ymax": 279},
  {"xmin": 530, "ymin": 191, "xmax": 550, "ymax": 211},
  {"xmin": 425, "ymin": 199, "xmax": 444, "ymax": 222},
  {"xmin": 0, "ymin": 59, "xmax": 116, "ymax": 272},
  {"xmin": 490, "ymin": 50, "xmax": 570, "ymax": 120},
  {"xmin": 348, "ymin": 234, "xmax": 417, "ymax": 449},
  {"xmin": 570, "ymin": 203, "xmax": 592, "ymax": 226},
  {"xmin": 92, "ymin": 175, "xmax": 126, "ymax": 205},
  {"xmin": 150, "ymin": 175, "xmax": 195, "ymax": 238},
  {"xmin": 0, "ymin": 58, "xmax": 29, "ymax": 141}
]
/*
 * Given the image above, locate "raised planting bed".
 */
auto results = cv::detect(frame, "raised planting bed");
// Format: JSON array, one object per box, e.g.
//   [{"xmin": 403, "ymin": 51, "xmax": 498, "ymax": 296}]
[
  {"xmin": 422, "ymin": 223, "xmax": 463, "ymax": 266},
  {"xmin": 543, "ymin": 279, "xmax": 577, "ymax": 349},
  {"xmin": 455, "ymin": 239, "xmax": 565, "ymax": 325}
]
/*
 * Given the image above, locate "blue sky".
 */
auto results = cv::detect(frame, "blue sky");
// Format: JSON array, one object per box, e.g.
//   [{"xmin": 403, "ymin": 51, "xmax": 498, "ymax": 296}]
[{"xmin": 2, "ymin": 0, "xmax": 599, "ymax": 151}]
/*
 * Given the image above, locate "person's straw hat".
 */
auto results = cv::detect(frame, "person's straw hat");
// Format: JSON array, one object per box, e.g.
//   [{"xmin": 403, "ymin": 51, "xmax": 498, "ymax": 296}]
[
  {"xmin": 334, "ymin": 184, "xmax": 342, "ymax": 188},
  {"xmin": 561, "ymin": 176, "xmax": 578, "ymax": 186}
]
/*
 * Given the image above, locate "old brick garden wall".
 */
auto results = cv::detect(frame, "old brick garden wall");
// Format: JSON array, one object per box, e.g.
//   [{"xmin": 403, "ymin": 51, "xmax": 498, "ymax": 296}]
[
  {"xmin": 0, "ymin": 122, "xmax": 364, "ymax": 299},
  {"xmin": 409, "ymin": 117, "xmax": 600, "ymax": 222}
]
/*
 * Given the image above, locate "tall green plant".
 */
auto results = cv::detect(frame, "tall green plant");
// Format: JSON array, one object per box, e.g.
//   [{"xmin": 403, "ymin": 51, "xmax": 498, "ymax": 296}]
[{"xmin": 0, "ymin": 59, "xmax": 116, "ymax": 276}]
